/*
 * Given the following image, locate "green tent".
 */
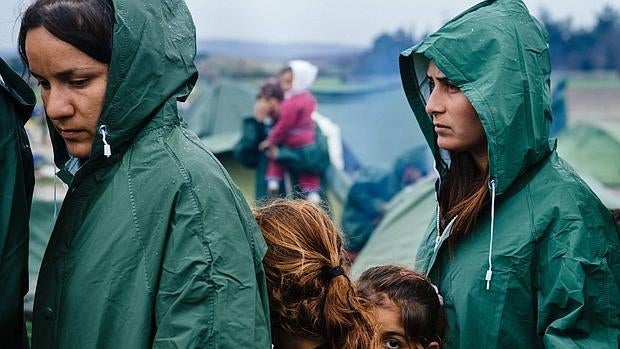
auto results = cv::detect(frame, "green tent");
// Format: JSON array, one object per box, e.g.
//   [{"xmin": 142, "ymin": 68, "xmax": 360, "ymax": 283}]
[
  {"xmin": 350, "ymin": 176, "xmax": 436, "ymax": 278},
  {"xmin": 181, "ymin": 80, "xmax": 255, "ymax": 154},
  {"xmin": 556, "ymin": 123, "xmax": 620, "ymax": 187}
]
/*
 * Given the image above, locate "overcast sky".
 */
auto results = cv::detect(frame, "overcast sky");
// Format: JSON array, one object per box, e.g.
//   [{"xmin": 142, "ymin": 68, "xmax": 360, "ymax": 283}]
[{"xmin": 1, "ymin": 0, "xmax": 616, "ymax": 52}]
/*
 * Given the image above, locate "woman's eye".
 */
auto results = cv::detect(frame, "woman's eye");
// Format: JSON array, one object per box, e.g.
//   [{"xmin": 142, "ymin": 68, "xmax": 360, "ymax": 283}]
[
  {"xmin": 37, "ymin": 80, "xmax": 50, "ymax": 90},
  {"xmin": 427, "ymin": 79, "xmax": 435, "ymax": 92},
  {"xmin": 69, "ymin": 79, "xmax": 89, "ymax": 87},
  {"xmin": 447, "ymin": 82, "xmax": 460, "ymax": 92},
  {"xmin": 384, "ymin": 338, "xmax": 401, "ymax": 349}
]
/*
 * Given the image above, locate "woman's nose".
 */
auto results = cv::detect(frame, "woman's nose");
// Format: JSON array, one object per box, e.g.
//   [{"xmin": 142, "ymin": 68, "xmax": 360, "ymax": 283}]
[
  {"xmin": 425, "ymin": 88, "xmax": 443, "ymax": 118},
  {"xmin": 44, "ymin": 87, "xmax": 74, "ymax": 120}
]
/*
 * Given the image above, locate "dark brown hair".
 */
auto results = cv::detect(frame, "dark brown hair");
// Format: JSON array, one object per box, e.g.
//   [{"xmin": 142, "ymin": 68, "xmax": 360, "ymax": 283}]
[
  {"xmin": 18, "ymin": 0, "xmax": 114, "ymax": 66},
  {"xmin": 253, "ymin": 199, "xmax": 376, "ymax": 349},
  {"xmin": 358, "ymin": 265, "xmax": 446, "ymax": 348},
  {"xmin": 439, "ymin": 151, "xmax": 489, "ymax": 248},
  {"xmin": 279, "ymin": 66, "xmax": 293, "ymax": 76},
  {"xmin": 611, "ymin": 209, "xmax": 620, "ymax": 235},
  {"xmin": 257, "ymin": 78, "xmax": 284, "ymax": 101}
]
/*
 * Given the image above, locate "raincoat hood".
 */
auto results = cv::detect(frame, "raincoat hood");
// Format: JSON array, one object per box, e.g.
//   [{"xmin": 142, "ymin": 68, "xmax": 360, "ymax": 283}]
[
  {"xmin": 399, "ymin": 0, "xmax": 553, "ymax": 194},
  {"xmin": 288, "ymin": 59, "xmax": 318, "ymax": 95},
  {"xmin": 49, "ymin": 0, "xmax": 198, "ymax": 169}
]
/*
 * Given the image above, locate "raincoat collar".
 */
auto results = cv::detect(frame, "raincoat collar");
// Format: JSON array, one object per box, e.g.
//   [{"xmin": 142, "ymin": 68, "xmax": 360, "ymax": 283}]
[
  {"xmin": 399, "ymin": 0, "xmax": 554, "ymax": 195},
  {"xmin": 49, "ymin": 0, "xmax": 198, "ymax": 170},
  {"xmin": 0, "ymin": 58, "xmax": 36, "ymax": 124}
]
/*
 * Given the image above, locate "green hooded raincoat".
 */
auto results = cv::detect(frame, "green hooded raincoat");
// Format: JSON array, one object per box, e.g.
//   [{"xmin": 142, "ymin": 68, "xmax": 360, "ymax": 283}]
[
  {"xmin": 400, "ymin": 0, "xmax": 620, "ymax": 347},
  {"xmin": 0, "ymin": 58, "xmax": 36, "ymax": 348},
  {"xmin": 31, "ymin": 1, "xmax": 271, "ymax": 347}
]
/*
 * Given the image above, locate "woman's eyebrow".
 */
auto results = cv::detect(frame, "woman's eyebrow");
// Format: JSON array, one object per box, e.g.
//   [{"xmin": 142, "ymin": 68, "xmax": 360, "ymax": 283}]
[{"xmin": 427, "ymin": 75, "xmax": 450, "ymax": 84}]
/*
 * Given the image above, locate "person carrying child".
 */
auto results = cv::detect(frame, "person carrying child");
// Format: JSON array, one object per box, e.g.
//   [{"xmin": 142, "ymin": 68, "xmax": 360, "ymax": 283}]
[{"xmin": 259, "ymin": 60, "xmax": 321, "ymax": 202}]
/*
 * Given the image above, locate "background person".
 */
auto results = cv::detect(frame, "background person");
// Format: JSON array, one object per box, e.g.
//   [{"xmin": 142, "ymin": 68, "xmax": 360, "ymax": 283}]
[
  {"xmin": 399, "ymin": 0, "xmax": 620, "ymax": 347},
  {"xmin": 259, "ymin": 60, "xmax": 322, "ymax": 202},
  {"xmin": 0, "ymin": 57, "xmax": 36, "ymax": 348},
  {"xmin": 234, "ymin": 79, "xmax": 330, "ymax": 202},
  {"xmin": 19, "ymin": 0, "xmax": 270, "ymax": 347},
  {"xmin": 341, "ymin": 146, "xmax": 430, "ymax": 256},
  {"xmin": 253, "ymin": 199, "xmax": 376, "ymax": 349}
]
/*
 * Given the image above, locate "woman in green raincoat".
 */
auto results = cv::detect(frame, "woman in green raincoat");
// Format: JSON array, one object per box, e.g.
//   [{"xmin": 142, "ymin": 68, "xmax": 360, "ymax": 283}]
[
  {"xmin": 0, "ymin": 57, "xmax": 36, "ymax": 348},
  {"xmin": 399, "ymin": 0, "xmax": 620, "ymax": 347},
  {"xmin": 19, "ymin": 0, "xmax": 270, "ymax": 347}
]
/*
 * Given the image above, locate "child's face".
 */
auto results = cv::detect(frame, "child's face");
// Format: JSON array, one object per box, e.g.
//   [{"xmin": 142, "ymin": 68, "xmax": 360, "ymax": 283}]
[
  {"xmin": 374, "ymin": 299, "xmax": 414, "ymax": 349},
  {"xmin": 374, "ymin": 298, "xmax": 440, "ymax": 349}
]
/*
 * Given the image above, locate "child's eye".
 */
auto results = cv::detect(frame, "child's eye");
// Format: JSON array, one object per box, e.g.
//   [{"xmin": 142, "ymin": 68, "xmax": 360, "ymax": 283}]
[{"xmin": 384, "ymin": 338, "xmax": 402, "ymax": 349}]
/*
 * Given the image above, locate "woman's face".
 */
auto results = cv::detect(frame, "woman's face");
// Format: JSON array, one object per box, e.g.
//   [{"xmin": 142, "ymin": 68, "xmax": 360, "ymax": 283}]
[
  {"xmin": 425, "ymin": 62, "xmax": 486, "ymax": 160},
  {"xmin": 26, "ymin": 27, "xmax": 108, "ymax": 160},
  {"xmin": 255, "ymin": 96, "xmax": 280, "ymax": 120}
]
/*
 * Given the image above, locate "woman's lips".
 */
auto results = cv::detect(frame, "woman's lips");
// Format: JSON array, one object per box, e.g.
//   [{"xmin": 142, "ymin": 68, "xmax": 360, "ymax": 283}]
[
  {"xmin": 434, "ymin": 124, "xmax": 450, "ymax": 133},
  {"xmin": 58, "ymin": 129, "xmax": 86, "ymax": 140}
]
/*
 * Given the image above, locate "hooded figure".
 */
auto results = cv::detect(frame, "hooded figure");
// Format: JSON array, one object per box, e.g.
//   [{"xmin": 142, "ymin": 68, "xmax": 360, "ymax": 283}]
[
  {"xmin": 19, "ymin": 0, "xmax": 270, "ymax": 347},
  {"xmin": 0, "ymin": 58, "xmax": 36, "ymax": 349},
  {"xmin": 400, "ymin": 0, "xmax": 620, "ymax": 347},
  {"xmin": 287, "ymin": 59, "xmax": 318, "ymax": 97}
]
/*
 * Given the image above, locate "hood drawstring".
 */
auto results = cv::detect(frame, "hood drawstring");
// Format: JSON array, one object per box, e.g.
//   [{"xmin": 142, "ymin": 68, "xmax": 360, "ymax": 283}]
[
  {"xmin": 485, "ymin": 179, "xmax": 497, "ymax": 290},
  {"xmin": 52, "ymin": 172, "xmax": 58, "ymax": 221},
  {"xmin": 434, "ymin": 204, "xmax": 441, "ymax": 252},
  {"xmin": 99, "ymin": 125, "xmax": 112, "ymax": 157}
]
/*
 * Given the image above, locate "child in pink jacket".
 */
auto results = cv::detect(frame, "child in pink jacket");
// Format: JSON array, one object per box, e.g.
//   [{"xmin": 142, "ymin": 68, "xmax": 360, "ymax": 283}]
[{"xmin": 259, "ymin": 60, "xmax": 321, "ymax": 202}]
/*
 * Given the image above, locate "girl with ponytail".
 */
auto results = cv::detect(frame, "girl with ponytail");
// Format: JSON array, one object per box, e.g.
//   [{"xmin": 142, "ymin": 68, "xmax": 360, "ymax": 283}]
[{"xmin": 253, "ymin": 199, "xmax": 376, "ymax": 349}]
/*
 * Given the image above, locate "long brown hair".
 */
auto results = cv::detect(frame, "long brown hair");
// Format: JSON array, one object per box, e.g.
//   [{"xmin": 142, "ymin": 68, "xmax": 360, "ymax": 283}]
[
  {"xmin": 253, "ymin": 199, "xmax": 376, "ymax": 349},
  {"xmin": 439, "ymin": 151, "xmax": 489, "ymax": 248}
]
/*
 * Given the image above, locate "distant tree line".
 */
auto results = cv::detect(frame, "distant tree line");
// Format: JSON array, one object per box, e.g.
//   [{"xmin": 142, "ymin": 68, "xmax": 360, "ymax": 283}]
[
  {"xmin": 351, "ymin": 29, "xmax": 416, "ymax": 76},
  {"xmin": 353, "ymin": 5, "xmax": 620, "ymax": 76},
  {"xmin": 541, "ymin": 5, "xmax": 619, "ymax": 71}
]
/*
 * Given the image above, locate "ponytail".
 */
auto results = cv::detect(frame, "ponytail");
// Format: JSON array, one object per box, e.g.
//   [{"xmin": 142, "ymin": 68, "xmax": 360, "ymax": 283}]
[{"xmin": 254, "ymin": 199, "xmax": 376, "ymax": 348}]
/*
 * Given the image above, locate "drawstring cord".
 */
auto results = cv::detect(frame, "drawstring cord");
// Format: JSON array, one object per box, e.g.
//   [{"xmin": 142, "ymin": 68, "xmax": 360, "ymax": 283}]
[
  {"xmin": 99, "ymin": 125, "xmax": 112, "ymax": 157},
  {"xmin": 485, "ymin": 179, "xmax": 497, "ymax": 290},
  {"xmin": 52, "ymin": 172, "xmax": 58, "ymax": 221},
  {"xmin": 434, "ymin": 204, "xmax": 441, "ymax": 252}
]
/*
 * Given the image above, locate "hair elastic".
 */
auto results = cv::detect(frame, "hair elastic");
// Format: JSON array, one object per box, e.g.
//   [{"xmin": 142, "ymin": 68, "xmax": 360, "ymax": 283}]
[{"xmin": 325, "ymin": 265, "xmax": 345, "ymax": 279}]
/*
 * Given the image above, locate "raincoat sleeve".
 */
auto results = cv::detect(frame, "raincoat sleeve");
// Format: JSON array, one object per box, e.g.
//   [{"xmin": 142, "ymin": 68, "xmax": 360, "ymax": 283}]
[
  {"xmin": 537, "ymin": 204, "xmax": 620, "ymax": 348},
  {"xmin": 152, "ymin": 184, "xmax": 270, "ymax": 348},
  {"xmin": 275, "ymin": 123, "xmax": 330, "ymax": 174},
  {"xmin": 0, "ymin": 59, "xmax": 35, "ymax": 349}
]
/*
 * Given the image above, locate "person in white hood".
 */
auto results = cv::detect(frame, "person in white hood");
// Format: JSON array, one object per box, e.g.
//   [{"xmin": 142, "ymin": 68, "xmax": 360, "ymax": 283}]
[{"xmin": 259, "ymin": 60, "xmax": 321, "ymax": 202}]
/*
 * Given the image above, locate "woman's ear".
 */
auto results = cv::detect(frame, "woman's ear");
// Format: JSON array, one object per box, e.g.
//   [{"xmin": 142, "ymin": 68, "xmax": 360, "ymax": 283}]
[{"xmin": 428, "ymin": 341, "xmax": 441, "ymax": 349}]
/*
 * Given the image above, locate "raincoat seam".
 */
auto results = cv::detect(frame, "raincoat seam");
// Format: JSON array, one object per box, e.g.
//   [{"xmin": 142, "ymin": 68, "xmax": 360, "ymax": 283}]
[
  {"xmin": 161, "ymin": 135, "xmax": 209, "ymax": 258},
  {"xmin": 125, "ymin": 147, "xmax": 154, "ymax": 297}
]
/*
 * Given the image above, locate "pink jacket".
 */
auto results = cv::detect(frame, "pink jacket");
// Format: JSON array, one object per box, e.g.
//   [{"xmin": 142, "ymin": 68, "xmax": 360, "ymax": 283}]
[{"xmin": 268, "ymin": 91, "xmax": 317, "ymax": 147}]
